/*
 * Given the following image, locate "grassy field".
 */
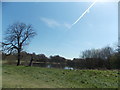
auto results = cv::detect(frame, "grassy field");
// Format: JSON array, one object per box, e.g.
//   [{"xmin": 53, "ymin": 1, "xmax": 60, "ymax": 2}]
[{"xmin": 2, "ymin": 65, "xmax": 118, "ymax": 88}]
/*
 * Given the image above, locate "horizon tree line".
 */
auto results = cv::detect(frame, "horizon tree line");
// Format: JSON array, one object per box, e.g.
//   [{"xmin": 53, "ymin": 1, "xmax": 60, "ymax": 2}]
[{"xmin": 1, "ymin": 22, "xmax": 120, "ymax": 69}]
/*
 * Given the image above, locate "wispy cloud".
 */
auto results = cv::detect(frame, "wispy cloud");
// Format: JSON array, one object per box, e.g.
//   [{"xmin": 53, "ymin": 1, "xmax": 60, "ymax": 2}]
[
  {"xmin": 41, "ymin": 0, "xmax": 98, "ymax": 30},
  {"xmin": 63, "ymin": 23, "xmax": 72, "ymax": 29},
  {"xmin": 71, "ymin": 0, "xmax": 97, "ymax": 27},
  {"xmin": 40, "ymin": 17, "xmax": 72, "ymax": 29},
  {"xmin": 40, "ymin": 17, "xmax": 60, "ymax": 28}
]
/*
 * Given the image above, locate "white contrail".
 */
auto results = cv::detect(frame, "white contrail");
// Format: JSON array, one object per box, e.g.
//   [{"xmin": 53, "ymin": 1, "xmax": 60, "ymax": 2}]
[{"xmin": 71, "ymin": 0, "xmax": 98, "ymax": 27}]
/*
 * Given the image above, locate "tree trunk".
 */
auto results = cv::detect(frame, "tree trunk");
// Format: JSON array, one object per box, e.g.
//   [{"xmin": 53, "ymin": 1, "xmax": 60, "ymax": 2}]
[
  {"xmin": 17, "ymin": 49, "xmax": 21, "ymax": 66},
  {"xmin": 29, "ymin": 56, "xmax": 33, "ymax": 66}
]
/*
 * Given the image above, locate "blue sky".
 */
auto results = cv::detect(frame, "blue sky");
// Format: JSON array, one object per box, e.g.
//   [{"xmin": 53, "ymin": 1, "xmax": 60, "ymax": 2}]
[
  {"xmin": 2, "ymin": 2, "xmax": 118, "ymax": 59},
  {"xmin": 0, "ymin": 2, "xmax": 1, "ymax": 44}
]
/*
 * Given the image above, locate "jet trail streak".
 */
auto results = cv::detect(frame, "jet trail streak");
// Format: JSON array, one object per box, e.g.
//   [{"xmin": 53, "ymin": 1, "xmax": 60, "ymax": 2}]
[{"xmin": 71, "ymin": 0, "xmax": 97, "ymax": 27}]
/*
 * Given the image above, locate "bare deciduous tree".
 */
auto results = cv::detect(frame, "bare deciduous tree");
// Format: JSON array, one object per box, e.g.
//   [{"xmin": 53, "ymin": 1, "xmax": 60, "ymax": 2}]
[
  {"xmin": 2, "ymin": 22, "xmax": 36, "ymax": 66},
  {"xmin": 81, "ymin": 46, "xmax": 114, "ymax": 60}
]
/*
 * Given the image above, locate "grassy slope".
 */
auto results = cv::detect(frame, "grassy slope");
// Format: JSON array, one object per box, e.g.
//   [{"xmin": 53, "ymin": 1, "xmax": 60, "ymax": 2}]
[{"xmin": 2, "ymin": 65, "xmax": 118, "ymax": 88}]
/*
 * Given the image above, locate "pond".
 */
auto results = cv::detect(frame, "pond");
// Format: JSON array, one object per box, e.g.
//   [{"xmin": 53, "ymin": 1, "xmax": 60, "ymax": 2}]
[
  {"xmin": 32, "ymin": 62, "xmax": 74, "ymax": 70},
  {"xmin": 64, "ymin": 66, "xmax": 74, "ymax": 70}
]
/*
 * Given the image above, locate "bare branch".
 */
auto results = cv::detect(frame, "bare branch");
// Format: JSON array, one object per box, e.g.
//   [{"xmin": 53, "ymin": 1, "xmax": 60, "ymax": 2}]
[{"xmin": 2, "ymin": 22, "xmax": 36, "ymax": 65}]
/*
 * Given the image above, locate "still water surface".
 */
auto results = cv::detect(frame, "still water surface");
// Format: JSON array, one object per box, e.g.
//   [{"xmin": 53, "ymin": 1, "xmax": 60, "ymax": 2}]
[{"xmin": 33, "ymin": 63, "xmax": 74, "ymax": 70}]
